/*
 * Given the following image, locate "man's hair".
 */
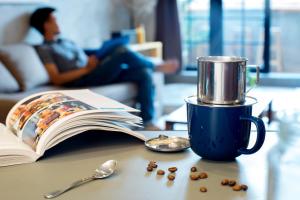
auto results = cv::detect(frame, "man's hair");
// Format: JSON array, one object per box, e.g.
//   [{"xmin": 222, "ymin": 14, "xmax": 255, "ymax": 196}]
[{"xmin": 29, "ymin": 7, "xmax": 56, "ymax": 35}]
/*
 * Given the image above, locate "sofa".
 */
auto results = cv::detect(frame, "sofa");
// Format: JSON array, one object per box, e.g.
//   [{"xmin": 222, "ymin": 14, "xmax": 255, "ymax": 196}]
[{"xmin": 0, "ymin": 43, "xmax": 164, "ymax": 123}]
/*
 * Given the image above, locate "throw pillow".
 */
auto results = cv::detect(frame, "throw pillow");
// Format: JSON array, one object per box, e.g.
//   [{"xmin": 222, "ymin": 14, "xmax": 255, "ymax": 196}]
[
  {"xmin": 0, "ymin": 61, "xmax": 19, "ymax": 93},
  {"xmin": 0, "ymin": 44, "xmax": 49, "ymax": 91}
]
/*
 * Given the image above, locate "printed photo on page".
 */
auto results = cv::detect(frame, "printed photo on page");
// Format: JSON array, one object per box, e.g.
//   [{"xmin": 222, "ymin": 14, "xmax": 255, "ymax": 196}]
[
  {"xmin": 8, "ymin": 93, "xmax": 76, "ymax": 133},
  {"xmin": 21, "ymin": 100, "xmax": 94, "ymax": 149}
]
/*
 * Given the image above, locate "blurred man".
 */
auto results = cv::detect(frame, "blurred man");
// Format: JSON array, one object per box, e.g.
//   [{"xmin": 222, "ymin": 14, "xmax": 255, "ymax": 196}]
[{"xmin": 30, "ymin": 7, "xmax": 179, "ymax": 130}]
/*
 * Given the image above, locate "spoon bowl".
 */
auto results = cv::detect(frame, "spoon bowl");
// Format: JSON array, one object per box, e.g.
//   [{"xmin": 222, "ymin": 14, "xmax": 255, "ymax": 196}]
[
  {"xmin": 94, "ymin": 160, "xmax": 117, "ymax": 178},
  {"xmin": 44, "ymin": 160, "xmax": 117, "ymax": 199}
]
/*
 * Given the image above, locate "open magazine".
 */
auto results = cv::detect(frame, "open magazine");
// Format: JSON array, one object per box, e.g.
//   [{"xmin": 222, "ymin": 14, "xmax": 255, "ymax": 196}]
[{"xmin": 0, "ymin": 89, "xmax": 146, "ymax": 167}]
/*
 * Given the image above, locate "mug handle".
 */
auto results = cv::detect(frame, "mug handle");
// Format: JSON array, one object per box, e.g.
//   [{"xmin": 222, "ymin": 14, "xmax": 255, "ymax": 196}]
[{"xmin": 238, "ymin": 116, "xmax": 266, "ymax": 155}]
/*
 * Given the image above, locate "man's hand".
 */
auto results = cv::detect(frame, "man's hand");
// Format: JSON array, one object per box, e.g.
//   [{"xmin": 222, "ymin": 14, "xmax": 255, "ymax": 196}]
[{"xmin": 85, "ymin": 55, "xmax": 99, "ymax": 72}]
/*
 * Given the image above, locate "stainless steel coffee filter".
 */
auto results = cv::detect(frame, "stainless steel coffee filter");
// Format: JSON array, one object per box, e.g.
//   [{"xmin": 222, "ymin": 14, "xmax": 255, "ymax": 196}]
[{"xmin": 197, "ymin": 56, "xmax": 248, "ymax": 105}]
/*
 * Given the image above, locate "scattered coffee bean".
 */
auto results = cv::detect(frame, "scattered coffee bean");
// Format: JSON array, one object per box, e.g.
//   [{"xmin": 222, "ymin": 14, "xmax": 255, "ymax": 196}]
[
  {"xmin": 190, "ymin": 166, "xmax": 197, "ymax": 172},
  {"xmin": 168, "ymin": 167, "xmax": 178, "ymax": 173},
  {"xmin": 157, "ymin": 169, "xmax": 165, "ymax": 175},
  {"xmin": 168, "ymin": 174, "xmax": 175, "ymax": 181},
  {"xmin": 145, "ymin": 163, "xmax": 248, "ymax": 194},
  {"xmin": 241, "ymin": 184, "xmax": 248, "ymax": 191},
  {"xmin": 221, "ymin": 179, "xmax": 229, "ymax": 185},
  {"xmin": 228, "ymin": 180, "xmax": 236, "ymax": 186},
  {"xmin": 147, "ymin": 166, "xmax": 153, "ymax": 172},
  {"xmin": 190, "ymin": 174, "xmax": 200, "ymax": 180},
  {"xmin": 148, "ymin": 163, "xmax": 157, "ymax": 168},
  {"xmin": 200, "ymin": 187, "xmax": 207, "ymax": 192},
  {"xmin": 168, "ymin": 174, "xmax": 176, "ymax": 181},
  {"xmin": 147, "ymin": 161, "xmax": 158, "ymax": 168},
  {"xmin": 199, "ymin": 172, "xmax": 208, "ymax": 179},
  {"xmin": 232, "ymin": 185, "xmax": 242, "ymax": 191}
]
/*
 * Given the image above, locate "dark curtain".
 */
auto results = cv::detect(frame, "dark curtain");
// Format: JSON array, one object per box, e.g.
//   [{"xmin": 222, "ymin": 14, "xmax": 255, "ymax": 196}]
[
  {"xmin": 262, "ymin": 0, "xmax": 271, "ymax": 72},
  {"xmin": 155, "ymin": 0, "xmax": 182, "ymax": 69},
  {"xmin": 209, "ymin": 0, "xmax": 223, "ymax": 55}
]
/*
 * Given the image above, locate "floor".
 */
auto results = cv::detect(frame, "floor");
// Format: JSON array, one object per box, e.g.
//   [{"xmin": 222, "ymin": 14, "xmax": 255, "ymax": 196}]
[{"xmin": 157, "ymin": 83, "xmax": 297, "ymax": 131}]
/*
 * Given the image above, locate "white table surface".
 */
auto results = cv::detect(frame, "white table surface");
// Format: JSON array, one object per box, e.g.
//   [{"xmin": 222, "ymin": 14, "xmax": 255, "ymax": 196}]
[{"xmin": 0, "ymin": 130, "xmax": 278, "ymax": 200}]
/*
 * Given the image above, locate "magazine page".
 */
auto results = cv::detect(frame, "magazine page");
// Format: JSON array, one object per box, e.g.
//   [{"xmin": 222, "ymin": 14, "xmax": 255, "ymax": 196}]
[
  {"xmin": 42, "ymin": 112, "xmax": 142, "ymax": 137},
  {"xmin": 41, "ymin": 121, "xmax": 146, "ymax": 154},
  {"xmin": 0, "ymin": 124, "xmax": 38, "ymax": 166},
  {"xmin": 5, "ymin": 89, "xmax": 142, "ymax": 153},
  {"xmin": 6, "ymin": 89, "xmax": 139, "ymax": 133},
  {"xmin": 21, "ymin": 100, "xmax": 96, "ymax": 151},
  {"xmin": 36, "ymin": 113, "xmax": 144, "ymax": 155},
  {"xmin": 7, "ymin": 92, "xmax": 79, "ymax": 136}
]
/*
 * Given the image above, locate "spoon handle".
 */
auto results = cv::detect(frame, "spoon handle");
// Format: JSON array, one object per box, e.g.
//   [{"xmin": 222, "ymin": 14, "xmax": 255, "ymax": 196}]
[{"xmin": 44, "ymin": 176, "xmax": 95, "ymax": 199}]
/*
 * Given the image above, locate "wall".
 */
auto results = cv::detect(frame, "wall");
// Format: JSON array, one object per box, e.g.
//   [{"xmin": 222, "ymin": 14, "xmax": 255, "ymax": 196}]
[{"xmin": 0, "ymin": 0, "xmax": 132, "ymax": 48}]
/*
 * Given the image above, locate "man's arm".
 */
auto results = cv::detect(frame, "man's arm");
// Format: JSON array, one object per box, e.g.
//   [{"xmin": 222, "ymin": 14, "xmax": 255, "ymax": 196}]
[
  {"xmin": 45, "ymin": 56, "xmax": 98, "ymax": 86},
  {"xmin": 44, "ymin": 63, "xmax": 88, "ymax": 86}
]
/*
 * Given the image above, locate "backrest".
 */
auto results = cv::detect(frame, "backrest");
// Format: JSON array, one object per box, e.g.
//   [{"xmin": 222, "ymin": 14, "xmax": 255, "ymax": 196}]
[
  {"xmin": 0, "ymin": 44, "xmax": 49, "ymax": 91},
  {"xmin": 0, "ymin": 61, "xmax": 20, "ymax": 93}
]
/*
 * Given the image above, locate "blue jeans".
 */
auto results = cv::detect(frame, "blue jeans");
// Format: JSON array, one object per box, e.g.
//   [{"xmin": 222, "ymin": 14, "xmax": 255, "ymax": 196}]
[{"xmin": 65, "ymin": 46, "xmax": 155, "ymax": 123}]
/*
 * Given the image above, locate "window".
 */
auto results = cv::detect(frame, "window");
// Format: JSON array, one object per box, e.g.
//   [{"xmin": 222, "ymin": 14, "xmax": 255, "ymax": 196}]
[
  {"xmin": 223, "ymin": 0, "xmax": 265, "ymax": 67},
  {"xmin": 178, "ymin": 0, "xmax": 300, "ymax": 73},
  {"xmin": 178, "ymin": 0, "xmax": 210, "ymax": 70},
  {"xmin": 178, "ymin": 0, "xmax": 266, "ymax": 70}
]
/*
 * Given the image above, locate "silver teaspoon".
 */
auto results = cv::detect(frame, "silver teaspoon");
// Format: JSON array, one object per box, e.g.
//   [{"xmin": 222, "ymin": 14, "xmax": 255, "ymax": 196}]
[{"xmin": 44, "ymin": 160, "xmax": 117, "ymax": 199}]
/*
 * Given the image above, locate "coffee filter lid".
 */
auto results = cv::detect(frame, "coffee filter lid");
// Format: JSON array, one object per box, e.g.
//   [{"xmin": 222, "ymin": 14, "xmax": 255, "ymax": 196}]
[
  {"xmin": 185, "ymin": 96, "xmax": 257, "ymax": 107},
  {"xmin": 145, "ymin": 134, "xmax": 190, "ymax": 152}
]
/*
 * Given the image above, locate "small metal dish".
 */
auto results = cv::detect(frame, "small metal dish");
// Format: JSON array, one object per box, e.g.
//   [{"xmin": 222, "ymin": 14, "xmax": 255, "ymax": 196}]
[{"xmin": 144, "ymin": 134, "xmax": 190, "ymax": 152}]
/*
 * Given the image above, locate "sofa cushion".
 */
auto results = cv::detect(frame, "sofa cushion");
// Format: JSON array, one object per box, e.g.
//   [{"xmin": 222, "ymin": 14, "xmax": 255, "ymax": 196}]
[
  {"xmin": 0, "ymin": 44, "xmax": 49, "ymax": 91},
  {"xmin": 0, "ymin": 61, "xmax": 19, "ymax": 93},
  {"xmin": 0, "ymin": 83, "xmax": 137, "ymax": 104},
  {"xmin": 90, "ymin": 84, "xmax": 137, "ymax": 102}
]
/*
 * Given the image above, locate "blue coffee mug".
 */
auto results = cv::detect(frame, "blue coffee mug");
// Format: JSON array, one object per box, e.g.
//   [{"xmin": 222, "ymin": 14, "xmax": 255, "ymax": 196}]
[{"xmin": 186, "ymin": 96, "xmax": 266, "ymax": 161}]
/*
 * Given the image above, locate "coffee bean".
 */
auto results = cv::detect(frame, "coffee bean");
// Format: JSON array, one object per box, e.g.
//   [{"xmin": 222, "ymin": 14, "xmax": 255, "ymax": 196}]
[
  {"xmin": 190, "ymin": 174, "xmax": 200, "ymax": 180},
  {"xmin": 148, "ymin": 163, "xmax": 158, "ymax": 168},
  {"xmin": 168, "ymin": 167, "xmax": 177, "ymax": 173},
  {"xmin": 199, "ymin": 172, "xmax": 208, "ymax": 179},
  {"xmin": 168, "ymin": 174, "xmax": 175, "ymax": 181},
  {"xmin": 228, "ymin": 180, "xmax": 236, "ymax": 186},
  {"xmin": 190, "ymin": 166, "xmax": 197, "ymax": 172},
  {"xmin": 157, "ymin": 169, "xmax": 165, "ymax": 175},
  {"xmin": 147, "ymin": 160, "xmax": 158, "ymax": 169},
  {"xmin": 221, "ymin": 179, "xmax": 229, "ymax": 185},
  {"xmin": 232, "ymin": 185, "xmax": 242, "ymax": 191},
  {"xmin": 241, "ymin": 184, "xmax": 248, "ymax": 191},
  {"xmin": 147, "ymin": 166, "xmax": 153, "ymax": 172},
  {"xmin": 200, "ymin": 187, "xmax": 207, "ymax": 192}
]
